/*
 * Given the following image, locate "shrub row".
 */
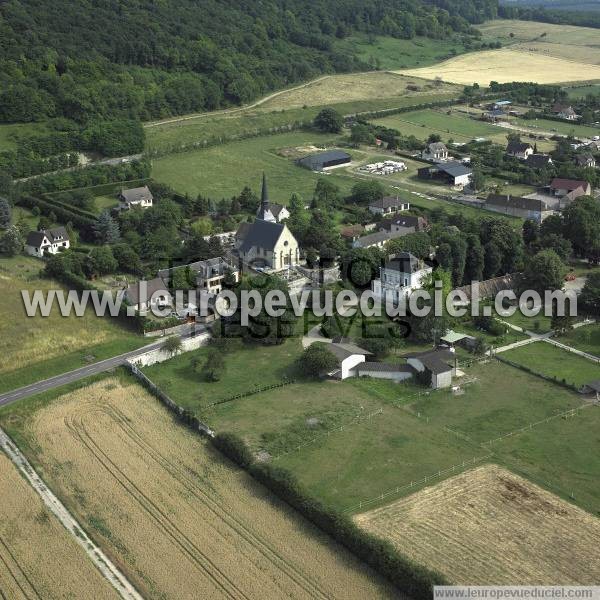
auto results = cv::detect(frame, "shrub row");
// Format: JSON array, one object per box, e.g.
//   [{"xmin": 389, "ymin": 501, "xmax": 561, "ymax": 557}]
[
  {"xmin": 494, "ymin": 356, "xmax": 579, "ymax": 392},
  {"xmin": 349, "ymin": 97, "xmax": 461, "ymax": 121},
  {"xmin": 17, "ymin": 195, "xmax": 97, "ymax": 241},
  {"xmin": 213, "ymin": 432, "xmax": 448, "ymax": 598},
  {"xmin": 43, "ymin": 178, "xmax": 151, "ymax": 199}
]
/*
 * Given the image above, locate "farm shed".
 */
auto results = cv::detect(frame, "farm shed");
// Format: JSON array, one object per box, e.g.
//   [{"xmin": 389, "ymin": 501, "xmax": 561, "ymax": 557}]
[
  {"xmin": 296, "ymin": 150, "xmax": 351, "ymax": 171},
  {"xmin": 356, "ymin": 362, "xmax": 414, "ymax": 381}
]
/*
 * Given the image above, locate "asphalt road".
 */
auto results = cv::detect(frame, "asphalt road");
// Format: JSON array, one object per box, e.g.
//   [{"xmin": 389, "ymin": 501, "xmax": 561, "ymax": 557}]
[{"xmin": 0, "ymin": 333, "xmax": 190, "ymax": 408}]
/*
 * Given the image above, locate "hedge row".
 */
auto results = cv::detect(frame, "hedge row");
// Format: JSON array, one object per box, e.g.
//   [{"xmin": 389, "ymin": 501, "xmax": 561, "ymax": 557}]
[
  {"xmin": 17, "ymin": 195, "xmax": 97, "ymax": 241},
  {"xmin": 351, "ymin": 97, "xmax": 461, "ymax": 122},
  {"xmin": 212, "ymin": 432, "xmax": 448, "ymax": 598},
  {"xmin": 494, "ymin": 355, "xmax": 579, "ymax": 392},
  {"xmin": 43, "ymin": 178, "xmax": 151, "ymax": 199}
]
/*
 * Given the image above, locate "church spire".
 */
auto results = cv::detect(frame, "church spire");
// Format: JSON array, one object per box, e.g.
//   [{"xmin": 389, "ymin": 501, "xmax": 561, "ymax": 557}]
[{"xmin": 256, "ymin": 172, "xmax": 276, "ymax": 222}]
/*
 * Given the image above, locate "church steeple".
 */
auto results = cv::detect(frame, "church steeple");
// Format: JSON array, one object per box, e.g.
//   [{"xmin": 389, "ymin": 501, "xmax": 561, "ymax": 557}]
[{"xmin": 256, "ymin": 172, "xmax": 276, "ymax": 222}]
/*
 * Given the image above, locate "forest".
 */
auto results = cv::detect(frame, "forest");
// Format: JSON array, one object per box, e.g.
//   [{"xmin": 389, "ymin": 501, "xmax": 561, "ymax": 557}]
[{"xmin": 0, "ymin": 0, "xmax": 497, "ymax": 124}]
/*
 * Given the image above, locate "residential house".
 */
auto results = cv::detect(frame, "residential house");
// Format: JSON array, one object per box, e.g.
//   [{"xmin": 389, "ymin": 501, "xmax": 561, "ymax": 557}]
[
  {"xmin": 368, "ymin": 196, "xmax": 409, "ymax": 215},
  {"xmin": 118, "ymin": 185, "xmax": 154, "ymax": 210},
  {"xmin": 485, "ymin": 194, "xmax": 555, "ymax": 222},
  {"xmin": 158, "ymin": 257, "xmax": 239, "ymax": 295},
  {"xmin": 379, "ymin": 214, "xmax": 428, "ymax": 233},
  {"xmin": 505, "ymin": 140, "xmax": 534, "ymax": 160},
  {"xmin": 25, "ymin": 227, "xmax": 70, "ymax": 257},
  {"xmin": 574, "ymin": 154, "xmax": 596, "ymax": 168},
  {"xmin": 417, "ymin": 162, "xmax": 472, "ymax": 187},
  {"xmin": 371, "ymin": 252, "xmax": 432, "ymax": 304},
  {"xmin": 321, "ymin": 342, "xmax": 372, "ymax": 380},
  {"xmin": 122, "ymin": 277, "xmax": 173, "ymax": 312},
  {"xmin": 549, "ymin": 178, "xmax": 591, "ymax": 200},
  {"xmin": 235, "ymin": 176, "xmax": 299, "ymax": 271},
  {"xmin": 406, "ymin": 348, "xmax": 457, "ymax": 389},
  {"xmin": 525, "ymin": 154, "xmax": 553, "ymax": 169},
  {"xmin": 421, "ymin": 142, "xmax": 449, "ymax": 162},
  {"xmin": 352, "ymin": 228, "xmax": 412, "ymax": 249},
  {"xmin": 552, "ymin": 103, "xmax": 578, "ymax": 120}
]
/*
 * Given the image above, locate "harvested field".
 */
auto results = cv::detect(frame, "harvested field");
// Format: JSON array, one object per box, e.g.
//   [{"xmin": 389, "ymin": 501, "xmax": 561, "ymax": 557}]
[
  {"xmin": 258, "ymin": 71, "xmax": 458, "ymax": 110},
  {"xmin": 395, "ymin": 49, "xmax": 600, "ymax": 85},
  {"xmin": 0, "ymin": 452, "xmax": 118, "ymax": 599},
  {"xmin": 355, "ymin": 464, "xmax": 600, "ymax": 585},
  {"xmin": 18, "ymin": 377, "xmax": 396, "ymax": 599}
]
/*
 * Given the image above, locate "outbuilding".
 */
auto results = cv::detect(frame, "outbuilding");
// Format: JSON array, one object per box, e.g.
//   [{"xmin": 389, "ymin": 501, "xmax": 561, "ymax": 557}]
[{"xmin": 296, "ymin": 150, "xmax": 351, "ymax": 172}]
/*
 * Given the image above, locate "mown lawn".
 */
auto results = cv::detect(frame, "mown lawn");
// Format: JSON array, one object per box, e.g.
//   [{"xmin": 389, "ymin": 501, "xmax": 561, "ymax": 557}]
[
  {"xmin": 151, "ymin": 131, "xmax": 356, "ymax": 202},
  {"xmin": 515, "ymin": 116, "xmax": 600, "ymax": 138},
  {"xmin": 502, "ymin": 341, "xmax": 600, "ymax": 388},
  {"xmin": 558, "ymin": 324, "xmax": 600, "ymax": 357}
]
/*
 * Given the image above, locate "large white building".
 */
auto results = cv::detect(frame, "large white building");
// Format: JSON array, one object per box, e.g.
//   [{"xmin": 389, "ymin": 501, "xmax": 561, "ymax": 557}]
[{"xmin": 371, "ymin": 252, "xmax": 432, "ymax": 304}]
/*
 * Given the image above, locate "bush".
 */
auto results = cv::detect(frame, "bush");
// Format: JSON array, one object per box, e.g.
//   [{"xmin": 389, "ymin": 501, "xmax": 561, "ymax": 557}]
[
  {"xmin": 298, "ymin": 343, "xmax": 338, "ymax": 377},
  {"xmin": 213, "ymin": 433, "xmax": 254, "ymax": 468}
]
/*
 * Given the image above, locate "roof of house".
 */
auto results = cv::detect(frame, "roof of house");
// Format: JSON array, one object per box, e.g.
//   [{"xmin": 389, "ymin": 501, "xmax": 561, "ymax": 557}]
[
  {"xmin": 357, "ymin": 362, "xmax": 414, "ymax": 374},
  {"xmin": 384, "ymin": 252, "xmax": 421, "ymax": 274},
  {"xmin": 427, "ymin": 142, "xmax": 448, "ymax": 153},
  {"xmin": 238, "ymin": 219, "xmax": 286, "ymax": 253},
  {"xmin": 119, "ymin": 185, "xmax": 153, "ymax": 204},
  {"xmin": 574, "ymin": 154, "xmax": 595, "ymax": 166},
  {"xmin": 506, "ymin": 140, "xmax": 533, "ymax": 154},
  {"xmin": 406, "ymin": 348, "xmax": 455, "ymax": 374},
  {"xmin": 124, "ymin": 277, "xmax": 172, "ymax": 306},
  {"xmin": 270, "ymin": 203, "xmax": 287, "ymax": 219},
  {"xmin": 439, "ymin": 162, "xmax": 472, "ymax": 178},
  {"xmin": 455, "ymin": 274, "xmax": 516, "ymax": 300},
  {"xmin": 25, "ymin": 226, "xmax": 69, "ymax": 247},
  {"xmin": 525, "ymin": 154, "xmax": 552, "ymax": 169},
  {"xmin": 341, "ymin": 224, "xmax": 364, "ymax": 238},
  {"xmin": 440, "ymin": 330, "xmax": 474, "ymax": 344},
  {"xmin": 158, "ymin": 257, "xmax": 234, "ymax": 283},
  {"xmin": 353, "ymin": 228, "xmax": 411, "ymax": 248},
  {"xmin": 369, "ymin": 196, "xmax": 404, "ymax": 209},
  {"xmin": 296, "ymin": 150, "xmax": 351, "ymax": 170},
  {"xmin": 486, "ymin": 194, "xmax": 550, "ymax": 212},
  {"xmin": 550, "ymin": 178, "xmax": 589, "ymax": 192},
  {"xmin": 552, "ymin": 102, "xmax": 572, "ymax": 113}
]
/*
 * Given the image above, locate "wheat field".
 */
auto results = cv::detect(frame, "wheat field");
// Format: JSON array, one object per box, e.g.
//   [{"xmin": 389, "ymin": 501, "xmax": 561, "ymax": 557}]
[
  {"xmin": 21, "ymin": 377, "xmax": 397, "ymax": 599},
  {"xmin": 0, "ymin": 452, "xmax": 118, "ymax": 599},
  {"xmin": 355, "ymin": 464, "xmax": 600, "ymax": 585},
  {"xmin": 395, "ymin": 49, "xmax": 600, "ymax": 85}
]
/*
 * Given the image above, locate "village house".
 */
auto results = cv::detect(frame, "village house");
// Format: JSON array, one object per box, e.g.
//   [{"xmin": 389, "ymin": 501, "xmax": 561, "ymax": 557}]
[
  {"xmin": 122, "ymin": 277, "xmax": 173, "ymax": 312},
  {"xmin": 549, "ymin": 178, "xmax": 591, "ymax": 199},
  {"xmin": 371, "ymin": 252, "xmax": 432, "ymax": 304},
  {"xmin": 406, "ymin": 348, "xmax": 457, "ymax": 389},
  {"xmin": 368, "ymin": 196, "xmax": 410, "ymax": 216},
  {"xmin": 235, "ymin": 176, "xmax": 300, "ymax": 271},
  {"xmin": 25, "ymin": 227, "xmax": 70, "ymax": 257},
  {"xmin": 574, "ymin": 154, "xmax": 596, "ymax": 169},
  {"xmin": 505, "ymin": 140, "xmax": 534, "ymax": 160},
  {"xmin": 485, "ymin": 194, "xmax": 555, "ymax": 222},
  {"xmin": 525, "ymin": 154, "xmax": 553, "ymax": 169},
  {"xmin": 417, "ymin": 162, "xmax": 472, "ymax": 187},
  {"xmin": 552, "ymin": 103, "xmax": 578, "ymax": 121},
  {"xmin": 421, "ymin": 142, "xmax": 449, "ymax": 162},
  {"xmin": 378, "ymin": 214, "xmax": 428, "ymax": 233},
  {"xmin": 118, "ymin": 185, "xmax": 154, "ymax": 210},
  {"xmin": 351, "ymin": 228, "xmax": 411, "ymax": 249},
  {"xmin": 158, "ymin": 257, "xmax": 239, "ymax": 295}
]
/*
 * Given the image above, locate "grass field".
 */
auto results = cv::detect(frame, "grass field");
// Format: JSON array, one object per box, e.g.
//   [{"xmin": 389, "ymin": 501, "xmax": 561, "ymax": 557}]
[
  {"xmin": 0, "ymin": 256, "xmax": 143, "ymax": 389},
  {"xmin": 355, "ymin": 464, "xmax": 600, "ymax": 585},
  {"xmin": 478, "ymin": 19, "xmax": 600, "ymax": 64},
  {"xmin": 514, "ymin": 116, "xmax": 600, "ymax": 139},
  {"xmin": 0, "ymin": 452, "xmax": 119, "ymax": 599},
  {"xmin": 502, "ymin": 341, "xmax": 600, "ymax": 388},
  {"xmin": 395, "ymin": 49, "xmax": 600, "ymax": 85},
  {"xmin": 567, "ymin": 84, "xmax": 600, "ymax": 98},
  {"xmin": 151, "ymin": 131, "xmax": 356, "ymax": 200},
  {"xmin": 558, "ymin": 324, "xmax": 600, "ymax": 357},
  {"xmin": 336, "ymin": 34, "xmax": 467, "ymax": 71},
  {"xmin": 2, "ymin": 376, "xmax": 396, "ymax": 599},
  {"xmin": 372, "ymin": 108, "xmax": 505, "ymax": 143}
]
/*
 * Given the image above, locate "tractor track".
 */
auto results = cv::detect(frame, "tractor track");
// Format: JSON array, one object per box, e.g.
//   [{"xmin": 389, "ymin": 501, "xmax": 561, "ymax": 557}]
[
  {"xmin": 102, "ymin": 404, "xmax": 331, "ymax": 600},
  {"xmin": 0, "ymin": 535, "xmax": 41, "ymax": 600},
  {"xmin": 64, "ymin": 414, "xmax": 250, "ymax": 600}
]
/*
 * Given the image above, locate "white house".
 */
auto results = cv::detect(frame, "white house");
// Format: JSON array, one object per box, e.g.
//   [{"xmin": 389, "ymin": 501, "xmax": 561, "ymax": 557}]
[
  {"xmin": 506, "ymin": 141, "xmax": 534, "ymax": 160},
  {"xmin": 118, "ymin": 186, "xmax": 154, "ymax": 210},
  {"xmin": 406, "ymin": 348, "xmax": 456, "ymax": 389},
  {"xmin": 368, "ymin": 197, "xmax": 410, "ymax": 216},
  {"xmin": 371, "ymin": 252, "xmax": 432, "ymax": 304},
  {"xmin": 25, "ymin": 227, "xmax": 70, "ymax": 257},
  {"xmin": 422, "ymin": 142, "xmax": 449, "ymax": 162}
]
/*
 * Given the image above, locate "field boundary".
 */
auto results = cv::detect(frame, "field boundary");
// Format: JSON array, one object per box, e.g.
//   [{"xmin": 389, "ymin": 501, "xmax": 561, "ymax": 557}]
[{"xmin": 0, "ymin": 426, "xmax": 143, "ymax": 600}]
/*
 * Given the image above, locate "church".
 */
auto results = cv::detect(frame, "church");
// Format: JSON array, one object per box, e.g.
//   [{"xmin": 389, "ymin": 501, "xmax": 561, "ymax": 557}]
[{"xmin": 235, "ymin": 174, "xmax": 300, "ymax": 272}]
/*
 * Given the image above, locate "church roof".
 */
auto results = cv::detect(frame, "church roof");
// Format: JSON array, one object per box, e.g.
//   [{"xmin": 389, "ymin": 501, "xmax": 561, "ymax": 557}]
[{"xmin": 239, "ymin": 219, "xmax": 285, "ymax": 253}]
